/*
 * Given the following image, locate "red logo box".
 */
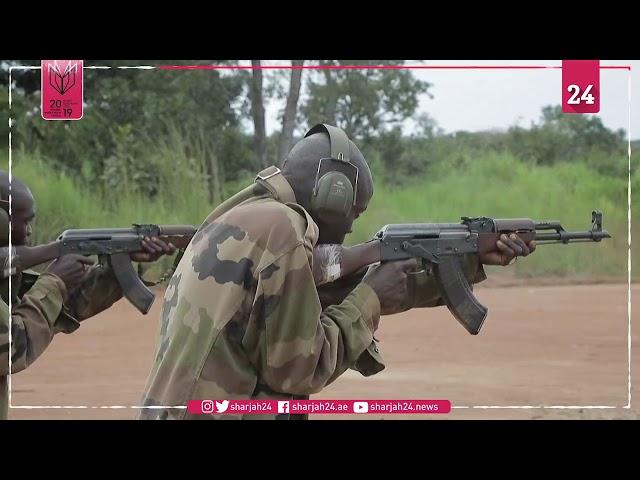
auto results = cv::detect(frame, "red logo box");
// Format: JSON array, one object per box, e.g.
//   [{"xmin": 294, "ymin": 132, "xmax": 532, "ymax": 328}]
[
  {"xmin": 41, "ymin": 60, "xmax": 83, "ymax": 120},
  {"xmin": 562, "ymin": 60, "xmax": 600, "ymax": 114}
]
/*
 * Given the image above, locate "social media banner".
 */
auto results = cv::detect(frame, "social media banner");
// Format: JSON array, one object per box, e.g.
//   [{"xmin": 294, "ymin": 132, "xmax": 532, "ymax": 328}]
[{"xmin": 187, "ymin": 399, "xmax": 451, "ymax": 415}]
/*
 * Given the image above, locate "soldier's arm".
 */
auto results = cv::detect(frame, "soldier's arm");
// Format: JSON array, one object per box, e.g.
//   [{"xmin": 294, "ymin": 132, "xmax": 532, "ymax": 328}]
[
  {"xmin": 245, "ymin": 243, "xmax": 383, "ymax": 397},
  {"xmin": 0, "ymin": 273, "xmax": 70, "ymax": 375},
  {"xmin": 316, "ymin": 252, "xmax": 486, "ymax": 311},
  {"xmin": 63, "ymin": 237, "xmax": 176, "ymax": 321}
]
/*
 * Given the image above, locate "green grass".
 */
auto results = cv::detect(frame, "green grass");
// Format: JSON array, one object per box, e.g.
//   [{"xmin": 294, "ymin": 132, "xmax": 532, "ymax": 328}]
[
  {"xmin": 2, "ymin": 152, "xmax": 213, "ymax": 277},
  {"xmin": 348, "ymin": 152, "xmax": 636, "ymax": 279},
  {"xmin": 2, "ymin": 151, "xmax": 636, "ymax": 281}
]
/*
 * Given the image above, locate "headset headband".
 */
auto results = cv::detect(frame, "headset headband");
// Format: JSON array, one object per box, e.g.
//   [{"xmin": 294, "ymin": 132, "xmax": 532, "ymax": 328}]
[{"xmin": 304, "ymin": 123, "xmax": 351, "ymax": 162}]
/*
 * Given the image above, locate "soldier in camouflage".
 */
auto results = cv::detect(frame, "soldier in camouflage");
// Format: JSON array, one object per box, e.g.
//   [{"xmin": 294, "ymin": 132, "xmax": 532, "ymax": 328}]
[
  {"xmin": 0, "ymin": 173, "xmax": 175, "ymax": 420},
  {"xmin": 139, "ymin": 125, "xmax": 536, "ymax": 420}
]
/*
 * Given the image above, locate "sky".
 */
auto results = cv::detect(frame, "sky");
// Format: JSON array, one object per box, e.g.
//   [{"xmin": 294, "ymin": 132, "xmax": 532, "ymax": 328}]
[{"xmin": 256, "ymin": 59, "xmax": 638, "ymax": 141}]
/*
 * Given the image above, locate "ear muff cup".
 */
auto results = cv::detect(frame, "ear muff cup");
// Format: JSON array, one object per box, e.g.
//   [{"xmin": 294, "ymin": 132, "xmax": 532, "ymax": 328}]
[{"xmin": 310, "ymin": 171, "xmax": 354, "ymax": 221}]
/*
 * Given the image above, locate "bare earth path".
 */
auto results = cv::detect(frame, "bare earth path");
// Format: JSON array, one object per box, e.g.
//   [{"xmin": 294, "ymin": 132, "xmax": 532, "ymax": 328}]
[{"xmin": 9, "ymin": 283, "xmax": 638, "ymax": 420}]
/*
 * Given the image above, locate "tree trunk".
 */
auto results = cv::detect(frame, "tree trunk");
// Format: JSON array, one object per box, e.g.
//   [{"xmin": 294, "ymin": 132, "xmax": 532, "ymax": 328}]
[
  {"xmin": 197, "ymin": 126, "xmax": 222, "ymax": 205},
  {"xmin": 278, "ymin": 60, "xmax": 304, "ymax": 163},
  {"xmin": 209, "ymin": 150, "xmax": 222, "ymax": 205},
  {"xmin": 250, "ymin": 60, "xmax": 268, "ymax": 169},
  {"xmin": 322, "ymin": 61, "xmax": 338, "ymax": 126}
]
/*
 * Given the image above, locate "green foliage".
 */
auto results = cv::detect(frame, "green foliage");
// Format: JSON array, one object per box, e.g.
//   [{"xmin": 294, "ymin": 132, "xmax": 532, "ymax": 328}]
[
  {"xmin": 502, "ymin": 105, "xmax": 627, "ymax": 171},
  {"xmin": 300, "ymin": 60, "xmax": 432, "ymax": 140},
  {"xmin": 3, "ymin": 150, "xmax": 634, "ymax": 281},
  {"xmin": 2, "ymin": 61, "xmax": 636, "ymax": 281},
  {"xmin": 369, "ymin": 104, "xmax": 633, "ymax": 185},
  {"xmin": 7, "ymin": 60, "xmax": 247, "ymax": 186},
  {"xmin": 348, "ymin": 153, "xmax": 635, "ymax": 280}
]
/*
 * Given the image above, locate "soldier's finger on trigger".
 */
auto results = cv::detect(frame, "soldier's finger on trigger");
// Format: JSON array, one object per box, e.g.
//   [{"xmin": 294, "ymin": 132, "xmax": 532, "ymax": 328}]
[
  {"xmin": 406, "ymin": 258, "xmax": 419, "ymax": 272},
  {"xmin": 79, "ymin": 256, "xmax": 95, "ymax": 266}
]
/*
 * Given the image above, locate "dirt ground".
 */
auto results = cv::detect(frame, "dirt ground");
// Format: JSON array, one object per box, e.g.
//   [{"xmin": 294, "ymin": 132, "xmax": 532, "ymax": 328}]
[{"xmin": 8, "ymin": 281, "xmax": 639, "ymax": 420}]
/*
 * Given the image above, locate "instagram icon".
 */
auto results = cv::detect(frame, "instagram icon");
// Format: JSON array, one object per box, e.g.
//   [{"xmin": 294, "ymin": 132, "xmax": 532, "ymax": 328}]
[{"xmin": 201, "ymin": 400, "xmax": 215, "ymax": 414}]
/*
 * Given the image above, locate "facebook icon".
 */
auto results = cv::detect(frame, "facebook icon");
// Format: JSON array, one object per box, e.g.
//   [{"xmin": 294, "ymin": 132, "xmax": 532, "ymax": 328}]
[{"xmin": 278, "ymin": 401, "xmax": 290, "ymax": 414}]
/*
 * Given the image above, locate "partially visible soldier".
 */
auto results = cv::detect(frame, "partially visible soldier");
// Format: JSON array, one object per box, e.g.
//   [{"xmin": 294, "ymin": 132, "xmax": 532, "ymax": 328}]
[
  {"xmin": 139, "ymin": 124, "xmax": 535, "ymax": 420},
  {"xmin": 0, "ymin": 172, "xmax": 176, "ymax": 420}
]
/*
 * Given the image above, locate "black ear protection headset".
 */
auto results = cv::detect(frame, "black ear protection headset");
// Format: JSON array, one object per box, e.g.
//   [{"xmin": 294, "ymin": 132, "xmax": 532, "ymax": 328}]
[{"xmin": 304, "ymin": 124, "xmax": 359, "ymax": 222}]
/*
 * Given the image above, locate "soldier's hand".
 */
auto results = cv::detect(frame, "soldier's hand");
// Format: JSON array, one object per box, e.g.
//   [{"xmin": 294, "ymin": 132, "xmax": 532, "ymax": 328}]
[
  {"xmin": 131, "ymin": 236, "xmax": 176, "ymax": 262},
  {"xmin": 362, "ymin": 258, "xmax": 419, "ymax": 317},
  {"xmin": 45, "ymin": 254, "xmax": 95, "ymax": 292},
  {"xmin": 479, "ymin": 233, "xmax": 537, "ymax": 266}
]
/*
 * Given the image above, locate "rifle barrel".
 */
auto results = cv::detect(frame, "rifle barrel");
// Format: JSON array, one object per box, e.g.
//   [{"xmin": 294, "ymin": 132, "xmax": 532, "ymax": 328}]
[{"xmin": 534, "ymin": 230, "xmax": 611, "ymax": 243}]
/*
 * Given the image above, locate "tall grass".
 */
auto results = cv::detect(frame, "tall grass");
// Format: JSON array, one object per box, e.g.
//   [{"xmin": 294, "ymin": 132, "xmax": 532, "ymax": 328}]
[
  {"xmin": 2, "ymin": 150, "xmax": 635, "ymax": 281},
  {"xmin": 349, "ymin": 152, "xmax": 636, "ymax": 279}
]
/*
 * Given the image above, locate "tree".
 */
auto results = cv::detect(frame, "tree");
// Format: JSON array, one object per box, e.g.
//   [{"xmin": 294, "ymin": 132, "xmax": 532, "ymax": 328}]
[
  {"xmin": 505, "ymin": 105, "xmax": 627, "ymax": 167},
  {"xmin": 5, "ymin": 60, "xmax": 249, "ymax": 201},
  {"xmin": 300, "ymin": 60, "xmax": 432, "ymax": 140},
  {"xmin": 278, "ymin": 60, "xmax": 304, "ymax": 163},
  {"xmin": 249, "ymin": 60, "xmax": 268, "ymax": 169},
  {"xmin": 539, "ymin": 105, "xmax": 626, "ymax": 152}
]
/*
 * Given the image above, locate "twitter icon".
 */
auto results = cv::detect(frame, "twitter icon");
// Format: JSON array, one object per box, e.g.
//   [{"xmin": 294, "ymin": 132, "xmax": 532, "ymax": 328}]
[{"xmin": 215, "ymin": 400, "xmax": 230, "ymax": 413}]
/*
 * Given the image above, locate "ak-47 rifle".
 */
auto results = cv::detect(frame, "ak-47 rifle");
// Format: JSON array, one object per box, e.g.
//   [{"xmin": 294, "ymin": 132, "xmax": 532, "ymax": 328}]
[
  {"xmin": 1, "ymin": 224, "xmax": 196, "ymax": 314},
  {"xmin": 315, "ymin": 210, "xmax": 611, "ymax": 335}
]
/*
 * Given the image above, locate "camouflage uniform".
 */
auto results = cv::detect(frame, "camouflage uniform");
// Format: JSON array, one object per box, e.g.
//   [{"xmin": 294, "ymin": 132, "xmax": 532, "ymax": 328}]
[
  {"xmin": 139, "ymin": 181, "xmax": 486, "ymax": 420},
  {"xmin": 0, "ymin": 265, "xmax": 123, "ymax": 420}
]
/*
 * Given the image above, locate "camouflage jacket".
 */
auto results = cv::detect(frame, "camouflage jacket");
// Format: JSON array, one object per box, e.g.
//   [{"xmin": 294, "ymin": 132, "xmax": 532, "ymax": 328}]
[
  {"xmin": 0, "ymin": 265, "xmax": 123, "ymax": 420},
  {"xmin": 139, "ymin": 185, "xmax": 486, "ymax": 420}
]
